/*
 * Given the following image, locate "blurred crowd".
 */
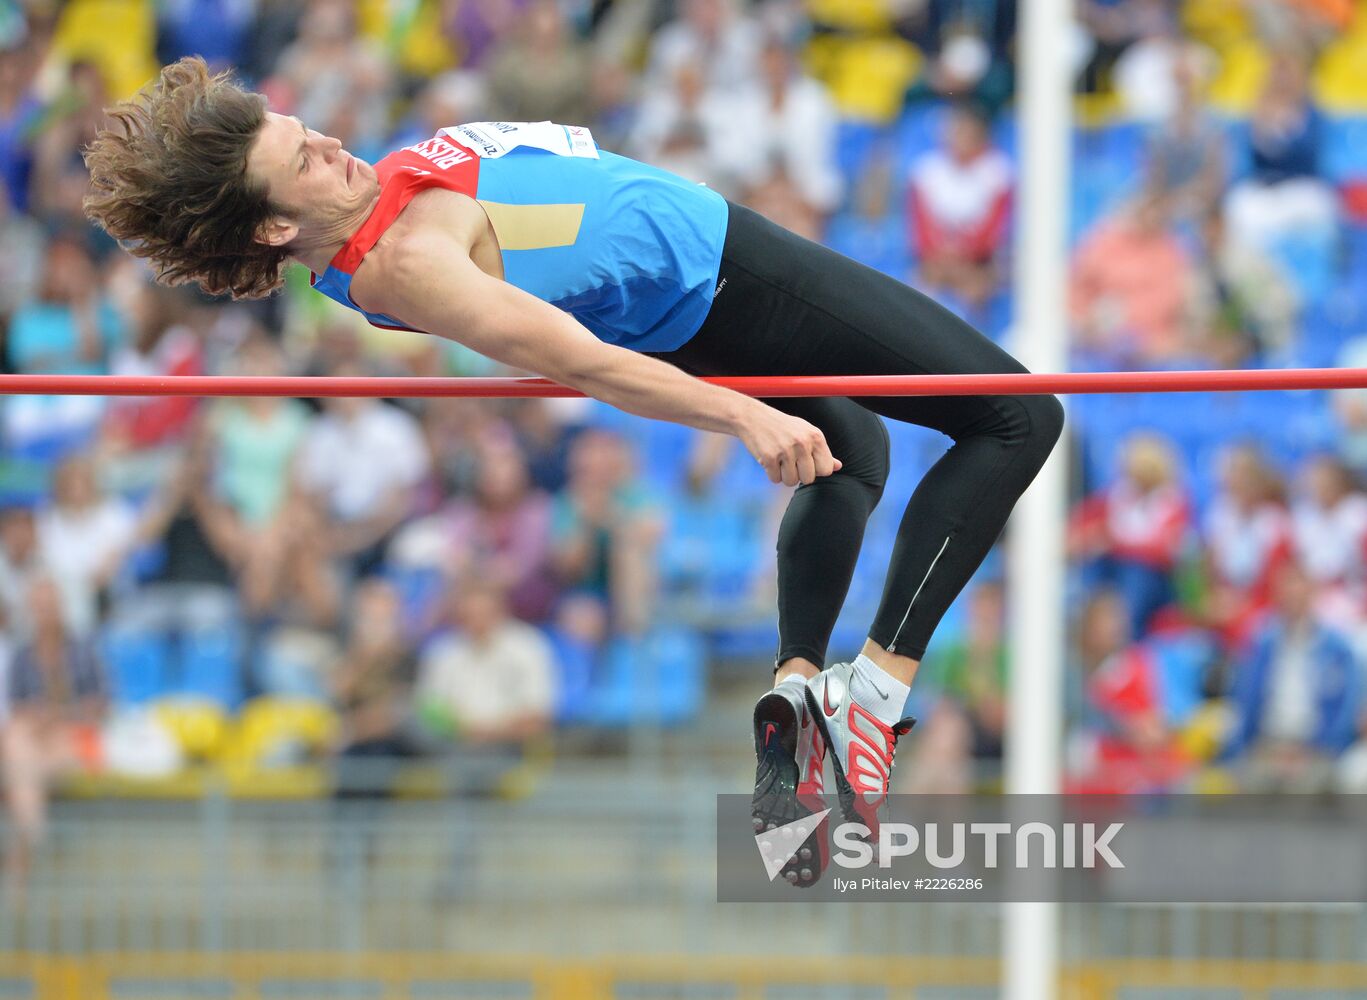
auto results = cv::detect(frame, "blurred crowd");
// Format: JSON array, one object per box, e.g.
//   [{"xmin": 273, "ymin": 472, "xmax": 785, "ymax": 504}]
[{"xmin": 0, "ymin": 0, "xmax": 1364, "ymax": 879}]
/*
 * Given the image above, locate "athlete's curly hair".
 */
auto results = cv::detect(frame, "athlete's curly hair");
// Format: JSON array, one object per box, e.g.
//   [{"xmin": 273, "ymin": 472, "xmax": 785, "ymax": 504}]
[{"xmin": 83, "ymin": 56, "xmax": 289, "ymax": 300}]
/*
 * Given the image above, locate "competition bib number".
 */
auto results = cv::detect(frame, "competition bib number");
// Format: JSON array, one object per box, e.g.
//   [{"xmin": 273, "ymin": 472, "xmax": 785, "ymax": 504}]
[{"xmin": 438, "ymin": 121, "xmax": 599, "ymax": 160}]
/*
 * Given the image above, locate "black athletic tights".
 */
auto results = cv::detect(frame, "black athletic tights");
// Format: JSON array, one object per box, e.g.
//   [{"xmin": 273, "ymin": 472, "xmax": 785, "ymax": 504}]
[{"xmin": 648, "ymin": 202, "xmax": 1065, "ymax": 667}]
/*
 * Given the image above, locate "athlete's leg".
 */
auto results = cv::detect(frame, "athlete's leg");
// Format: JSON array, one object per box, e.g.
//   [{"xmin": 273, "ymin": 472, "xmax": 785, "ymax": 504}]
[
  {"xmin": 647, "ymin": 364, "xmax": 891, "ymax": 683},
  {"xmin": 767, "ymin": 397, "xmax": 889, "ymax": 678},
  {"xmin": 658, "ymin": 203, "xmax": 1064, "ymax": 678}
]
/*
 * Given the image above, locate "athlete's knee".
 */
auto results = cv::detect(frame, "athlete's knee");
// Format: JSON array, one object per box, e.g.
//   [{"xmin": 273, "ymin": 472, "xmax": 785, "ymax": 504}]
[
  {"xmin": 839, "ymin": 413, "xmax": 889, "ymax": 502},
  {"xmin": 992, "ymin": 393, "xmax": 1064, "ymax": 456},
  {"xmin": 1026, "ymin": 394, "xmax": 1066, "ymax": 451}
]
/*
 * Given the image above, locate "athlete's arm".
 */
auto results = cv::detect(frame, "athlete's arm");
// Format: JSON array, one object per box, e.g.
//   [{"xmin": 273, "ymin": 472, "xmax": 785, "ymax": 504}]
[{"xmin": 357, "ymin": 228, "xmax": 842, "ymax": 487}]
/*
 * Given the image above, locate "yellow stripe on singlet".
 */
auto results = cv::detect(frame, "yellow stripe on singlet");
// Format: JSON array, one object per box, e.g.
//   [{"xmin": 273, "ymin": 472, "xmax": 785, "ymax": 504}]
[{"xmin": 477, "ymin": 201, "xmax": 586, "ymax": 250}]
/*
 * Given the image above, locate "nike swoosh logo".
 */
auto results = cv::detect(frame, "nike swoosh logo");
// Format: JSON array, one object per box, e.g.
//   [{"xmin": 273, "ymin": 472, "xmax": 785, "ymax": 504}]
[
  {"xmin": 823, "ymin": 684, "xmax": 839, "ymax": 717},
  {"xmin": 858, "ymin": 664, "xmax": 889, "ymax": 700},
  {"xmin": 763, "ymin": 722, "xmax": 778, "ymax": 744}
]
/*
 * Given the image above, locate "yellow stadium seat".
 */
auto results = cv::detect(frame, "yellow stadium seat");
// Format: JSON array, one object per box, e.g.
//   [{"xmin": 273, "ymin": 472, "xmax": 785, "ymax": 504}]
[
  {"xmin": 1182, "ymin": 0, "xmax": 1255, "ymax": 52},
  {"xmin": 805, "ymin": 34, "xmax": 922, "ymax": 125},
  {"xmin": 51, "ymin": 0, "xmax": 158, "ymax": 98},
  {"xmin": 1177, "ymin": 700, "xmax": 1236, "ymax": 762},
  {"xmin": 1314, "ymin": 20, "xmax": 1367, "ymax": 113},
  {"xmin": 1206, "ymin": 39, "xmax": 1270, "ymax": 116},
  {"xmin": 223, "ymin": 696, "xmax": 339, "ymax": 770},
  {"xmin": 153, "ymin": 698, "xmax": 231, "ymax": 762}
]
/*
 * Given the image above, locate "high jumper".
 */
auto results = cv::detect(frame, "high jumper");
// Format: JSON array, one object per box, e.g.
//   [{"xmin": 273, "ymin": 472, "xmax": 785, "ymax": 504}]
[{"xmin": 84, "ymin": 57, "xmax": 1063, "ymax": 886}]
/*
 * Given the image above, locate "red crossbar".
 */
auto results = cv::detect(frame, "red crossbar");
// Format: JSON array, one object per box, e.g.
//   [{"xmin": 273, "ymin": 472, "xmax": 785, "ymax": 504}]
[{"xmin": 0, "ymin": 369, "xmax": 1362, "ymax": 398}]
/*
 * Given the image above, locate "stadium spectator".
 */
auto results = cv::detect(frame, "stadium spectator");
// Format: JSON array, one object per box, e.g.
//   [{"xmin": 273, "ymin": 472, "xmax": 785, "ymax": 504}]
[
  {"xmin": 0, "ymin": 45, "xmax": 42, "ymax": 214},
  {"xmin": 106, "ymin": 425, "xmax": 240, "ymax": 695},
  {"xmin": 907, "ymin": 102, "xmax": 1012, "ymax": 310},
  {"xmin": 508, "ymin": 398, "xmax": 581, "ymax": 495},
  {"xmin": 194, "ymin": 335, "xmax": 338, "ymax": 625},
  {"xmin": 1224, "ymin": 559, "xmax": 1362, "ymax": 792},
  {"xmin": 1068, "ymin": 434, "xmax": 1191, "ymax": 637},
  {"xmin": 1189, "ymin": 205, "xmax": 1298, "ymax": 367},
  {"xmin": 102, "ymin": 264, "xmax": 202, "ymax": 470},
  {"xmin": 0, "ymin": 180, "xmax": 44, "ymax": 318},
  {"xmin": 36, "ymin": 453, "xmax": 137, "ymax": 631},
  {"xmin": 626, "ymin": 59, "xmax": 732, "ymax": 195},
  {"xmin": 550, "ymin": 428, "xmax": 663, "ymax": 639},
  {"xmin": 295, "ymin": 363, "xmax": 432, "ymax": 582},
  {"xmin": 645, "ymin": 0, "xmax": 762, "ymax": 95},
  {"xmin": 420, "ymin": 396, "xmax": 504, "ymax": 501},
  {"xmin": 30, "ymin": 60, "xmax": 107, "ymax": 232},
  {"xmin": 1069, "ymin": 191, "xmax": 1198, "ymax": 366},
  {"xmin": 1289, "ymin": 455, "xmax": 1367, "ymax": 625},
  {"xmin": 1, "ymin": 576, "xmax": 106, "ymax": 882},
  {"xmin": 485, "ymin": 0, "xmax": 592, "ymax": 125},
  {"xmin": 204, "ymin": 336, "xmax": 309, "ymax": 530},
  {"xmin": 9, "ymin": 236, "xmax": 121, "ymax": 377},
  {"xmin": 414, "ymin": 575, "xmax": 555, "ymax": 748},
  {"xmin": 1070, "ymin": 588, "xmax": 1192, "ymax": 793},
  {"xmin": 1200, "ymin": 445, "xmax": 1292, "ymax": 647},
  {"xmin": 718, "ymin": 33, "xmax": 843, "ymax": 240},
  {"xmin": 1113, "ymin": 29, "xmax": 1214, "ymax": 125},
  {"xmin": 1143, "ymin": 45, "xmax": 1225, "ymax": 222},
  {"xmin": 0, "ymin": 506, "xmax": 90, "ymax": 643},
  {"xmin": 393, "ymin": 431, "xmax": 558, "ymax": 626},
  {"xmin": 5, "ymin": 235, "xmax": 125, "ymax": 464},
  {"xmin": 330, "ymin": 577, "xmax": 418, "ymax": 774},
  {"xmin": 268, "ymin": 0, "xmax": 393, "ymax": 160},
  {"xmin": 1224, "ymin": 53, "xmax": 1338, "ymax": 275}
]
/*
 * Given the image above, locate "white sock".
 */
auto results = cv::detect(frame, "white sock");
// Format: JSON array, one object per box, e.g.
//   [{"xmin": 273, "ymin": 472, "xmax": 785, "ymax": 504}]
[
  {"xmin": 773, "ymin": 673, "xmax": 807, "ymax": 700},
  {"xmin": 848, "ymin": 653, "xmax": 911, "ymax": 728}
]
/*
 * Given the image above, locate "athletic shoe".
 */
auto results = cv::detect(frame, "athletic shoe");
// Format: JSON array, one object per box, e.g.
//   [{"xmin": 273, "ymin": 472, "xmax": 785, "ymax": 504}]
[
  {"xmin": 750, "ymin": 682, "xmax": 829, "ymax": 887},
  {"xmin": 805, "ymin": 662, "xmax": 916, "ymax": 853}
]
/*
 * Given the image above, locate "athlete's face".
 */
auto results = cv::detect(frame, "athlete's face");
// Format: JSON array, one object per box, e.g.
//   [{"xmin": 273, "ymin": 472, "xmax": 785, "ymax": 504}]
[{"xmin": 247, "ymin": 111, "xmax": 379, "ymax": 249}]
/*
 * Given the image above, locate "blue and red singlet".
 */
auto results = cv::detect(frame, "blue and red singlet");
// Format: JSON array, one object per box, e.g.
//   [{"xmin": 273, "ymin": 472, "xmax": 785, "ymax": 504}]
[{"xmin": 310, "ymin": 121, "xmax": 730, "ymax": 353}]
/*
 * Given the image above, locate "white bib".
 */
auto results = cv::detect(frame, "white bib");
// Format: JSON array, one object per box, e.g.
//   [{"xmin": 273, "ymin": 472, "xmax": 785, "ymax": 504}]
[{"xmin": 438, "ymin": 121, "xmax": 599, "ymax": 160}]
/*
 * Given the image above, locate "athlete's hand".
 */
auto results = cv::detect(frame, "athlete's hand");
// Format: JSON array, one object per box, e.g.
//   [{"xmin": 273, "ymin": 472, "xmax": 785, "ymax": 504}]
[{"xmin": 736, "ymin": 402, "xmax": 842, "ymax": 486}]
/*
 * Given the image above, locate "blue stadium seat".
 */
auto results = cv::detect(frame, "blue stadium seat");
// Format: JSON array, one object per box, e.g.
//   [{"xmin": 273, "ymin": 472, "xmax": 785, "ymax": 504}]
[
  {"xmin": 660, "ymin": 495, "xmax": 762, "ymax": 602},
  {"xmin": 101, "ymin": 627, "xmax": 171, "ymax": 705},
  {"xmin": 893, "ymin": 105, "xmax": 948, "ymax": 167},
  {"xmin": 547, "ymin": 627, "xmax": 596, "ymax": 724},
  {"xmin": 1150, "ymin": 630, "xmax": 1216, "ymax": 726},
  {"xmin": 1323, "ymin": 115, "xmax": 1367, "ymax": 183},
  {"xmin": 177, "ymin": 627, "xmax": 244, "ymax": 709},
  {"xmin": 581, "ymin": 627, "xmax": 705, "ymax": 727},
  {"xmin": 833, "ymin": 119, "xmax": 884, "ymax": 184}
]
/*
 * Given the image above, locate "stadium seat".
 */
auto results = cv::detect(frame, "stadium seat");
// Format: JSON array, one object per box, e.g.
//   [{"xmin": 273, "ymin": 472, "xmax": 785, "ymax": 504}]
[
  {"xmin": 177, "ymin": 626, "xmax": 245, "ymax": 709},
  {"xmin": 100, "ymin": 626, "xmax": 171, "ymax": 705},
  {"xmin": 582, "ymin": 626, "xmax": 705, "ymax": 727},
  {"xmin": 547, "ymin": 627, "xmax": 596, "ymax": 724}
]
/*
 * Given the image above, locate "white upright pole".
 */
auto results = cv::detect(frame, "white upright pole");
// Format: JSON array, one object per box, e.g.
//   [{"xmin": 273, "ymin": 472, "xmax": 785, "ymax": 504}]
[{"xmin": 1005, "ymin": 0, "xmax": 1073, "ymax": 991}]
